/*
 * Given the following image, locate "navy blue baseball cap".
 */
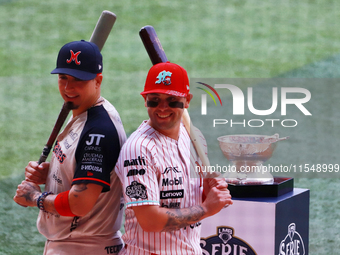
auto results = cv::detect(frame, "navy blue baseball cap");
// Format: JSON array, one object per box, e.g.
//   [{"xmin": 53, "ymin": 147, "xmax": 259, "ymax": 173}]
[{"xmin": 51, "ymin": 40, "xmax": 103, "ymax": 81}]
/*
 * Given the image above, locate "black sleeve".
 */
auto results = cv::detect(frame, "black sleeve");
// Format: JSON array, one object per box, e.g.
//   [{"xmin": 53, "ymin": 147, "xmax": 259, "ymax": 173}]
[{"xmin": 72, "ymin": 105, "xmax": 120, "ymax": 192}]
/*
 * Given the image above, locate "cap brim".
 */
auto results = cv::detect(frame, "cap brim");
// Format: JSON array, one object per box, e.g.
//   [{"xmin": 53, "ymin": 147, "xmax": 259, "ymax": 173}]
[
  {"xmin": 51, "ymin": 68, "xmax": 97, "ymax": 81},
  {"xmin": 140, "ymin": 89, "xmax": 187, "ymax": 97}
]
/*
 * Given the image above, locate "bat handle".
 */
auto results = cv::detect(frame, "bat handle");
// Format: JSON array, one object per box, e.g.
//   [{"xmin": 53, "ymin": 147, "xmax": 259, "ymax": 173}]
[{"xmin": 38, "ymin": 145, "xmax": 52, "ymax": 165}]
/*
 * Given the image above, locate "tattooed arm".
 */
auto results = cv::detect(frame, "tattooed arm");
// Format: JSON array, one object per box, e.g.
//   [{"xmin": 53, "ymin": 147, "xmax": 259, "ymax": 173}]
[
  {"xmin": 162, "ymin": 205, "xmax": 205, "ymax": 231},
  {"xmin": 13, "ymin": 181, "xmax": 43, "ymax": 208},
  {"xmin": 13, "ymin": 181, "xmax": 102, "ymax": 217},
  {"xmin": 68, "ymin": 183, "xmax": 103, "ymax": 216},
  {"xmin": 132, "ymin": 186, "xmax": 232, "ymax": 232}
]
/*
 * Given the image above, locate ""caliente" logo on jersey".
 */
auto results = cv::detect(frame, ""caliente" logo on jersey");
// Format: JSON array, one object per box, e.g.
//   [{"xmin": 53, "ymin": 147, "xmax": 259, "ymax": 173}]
[{"xmin": 53, "ymin": 140, "xmax": 67, "ymax": 163}]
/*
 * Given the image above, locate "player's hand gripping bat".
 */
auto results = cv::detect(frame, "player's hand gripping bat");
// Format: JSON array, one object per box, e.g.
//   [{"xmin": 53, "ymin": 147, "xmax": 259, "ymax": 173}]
[
  {"xmin": 37, "ymin": 10, "xmax": 117, "ymax": 164},
  {"xmin": 139, "ymin": 25, "xmax": 211, "ymax": 169}
]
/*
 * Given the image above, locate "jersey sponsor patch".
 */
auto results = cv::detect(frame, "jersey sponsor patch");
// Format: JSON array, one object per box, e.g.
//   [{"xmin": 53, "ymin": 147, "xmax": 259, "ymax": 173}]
[
  {"xmin": 126, "ymin": 181, "xmax": 148, "ymax": 200},
  {"xmin": 53, "ymin": 141, "xmax": 67, "ymax": 163},
  {"xmin": 84, "ymin": 145, "xmax": 102, "ymax": 152},
  {"xmin": 86, "ymin": 134, "xmax": 105, "ymax": 146},
  {"xmin": 184, "ymin": 222, "xmax": 201, "ymax": 230},
  {"xmin": 63, "ymin": 139, "xmax": 72, "ymax": 149},
  {"xmin": 124, "ymin": 156, "xmax": 146, "ymax": 167},
  {"xmin": 126, "ymin": 168, "xmax": 146, "ymax": 177},
  {"xmin": 80, "ymin": 164, "xmax": 103, "ymax": 173},
  {"xmin": 81, "ymin": 152, "xmax": 103, "ymax": 164},
  {"xmin": 162, "ymin": 177, "xmax": 183, "ymax": 186},
  {"xmin": 105, "ymin": 244, "xmax": 123, "ymax": 254},
  {"xmin": 160, "ymin": 189, "xmax": 184, "ymax": 199},
  {"xmin": 52, "ymin": 172, "xmax": 63, "ymax": 185},
  {"xmin": 163, "ymin": 166, "xmax": 180, "ymax": 174},
  {"xmin": 69, "ymin": 129, "xmax": 78, "ymax": 141},
  {"xmin": 83, "ymin": 134, "xmax": 105, "ymax": 152},
  {"xmin": 70, "ymin": 216, "xmax": 80, "ymax": 232},
  {"xmin": 161, "ymin": 202, "xmax": 181, "ymax": 208}
]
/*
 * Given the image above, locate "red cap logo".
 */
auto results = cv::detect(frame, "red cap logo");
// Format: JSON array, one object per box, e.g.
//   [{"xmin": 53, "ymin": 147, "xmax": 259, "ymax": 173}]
[{"xmin": 67, "ymin": 50, "xmax": 81, "ymax": 65}]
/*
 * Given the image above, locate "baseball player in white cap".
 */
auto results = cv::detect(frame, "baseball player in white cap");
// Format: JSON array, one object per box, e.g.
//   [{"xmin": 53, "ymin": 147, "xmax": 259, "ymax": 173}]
[
  {"xmin": 14, "ymin": 40, "xmax": 127, "ymax": 255},
  {"xmin": 115, "ymin": 61, "xmax": 233, "ymax": 255}
]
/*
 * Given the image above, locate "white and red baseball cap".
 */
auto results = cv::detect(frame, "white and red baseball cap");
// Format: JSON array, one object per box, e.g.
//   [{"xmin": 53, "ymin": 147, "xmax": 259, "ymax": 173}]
[{"xmin": 141, "ymin": 62, "xmax": 190, "ymax": 97}]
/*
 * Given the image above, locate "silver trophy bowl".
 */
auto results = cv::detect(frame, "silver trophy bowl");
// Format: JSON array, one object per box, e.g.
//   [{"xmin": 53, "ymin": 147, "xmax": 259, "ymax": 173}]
[{"xmin": 217, "ymin": 134, "xmax": 288, "ymax": 185}]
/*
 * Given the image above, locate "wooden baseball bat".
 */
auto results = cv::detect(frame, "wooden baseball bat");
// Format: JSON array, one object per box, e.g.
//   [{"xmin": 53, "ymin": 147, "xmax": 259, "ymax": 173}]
[
  {"xmin": 37, "ymin": 11, "xmax": 117, "ymax": 164},
  {"xmin": 38, "ymin": 102, "xmax": 72, "ymax": 164},
  {"xmin": 89, "ymin": 10, "xmax": 117, "ymax": 51},
  {"xmin": 139, "ymin": 25, "xmax": 211, "ymax": 168}
]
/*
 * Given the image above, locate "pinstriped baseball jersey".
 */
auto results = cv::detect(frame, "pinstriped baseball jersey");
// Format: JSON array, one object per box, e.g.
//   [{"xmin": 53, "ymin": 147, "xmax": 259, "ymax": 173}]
[
  {"xmin": 37, "ymin": 98, "xmax": 126, "ymax": 251},
  {"xmin": 115, "ymin": 121, "xmax": 207, "ymax": 255}
]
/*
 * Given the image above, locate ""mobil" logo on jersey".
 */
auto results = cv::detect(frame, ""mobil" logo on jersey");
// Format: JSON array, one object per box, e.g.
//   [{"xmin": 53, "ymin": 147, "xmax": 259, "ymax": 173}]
[{"xmin": 162, "ymin": 177, "xmax": 183, "ymax": 186}]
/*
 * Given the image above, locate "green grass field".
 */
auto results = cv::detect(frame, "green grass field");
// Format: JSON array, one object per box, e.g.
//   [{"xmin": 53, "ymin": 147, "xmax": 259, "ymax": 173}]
[{"xmin": 1, "ymin": 0, "xmax": 340, "ymax": 254}]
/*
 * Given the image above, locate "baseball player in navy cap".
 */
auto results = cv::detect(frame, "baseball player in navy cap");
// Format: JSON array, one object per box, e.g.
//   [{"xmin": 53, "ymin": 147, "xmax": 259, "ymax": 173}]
[
  {"xmin": 14, "ymin": 40, "xmax": 127, "ymax": 255},
  {"xmin": 115, "ymin": 62, "xmax": 233, "ymax": 255}
]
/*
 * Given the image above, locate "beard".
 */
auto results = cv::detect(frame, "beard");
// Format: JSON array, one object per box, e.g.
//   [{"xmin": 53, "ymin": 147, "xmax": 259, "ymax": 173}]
[{"xmin": 65, "ymin": 101, "xmax": 79, "ymax": 110}]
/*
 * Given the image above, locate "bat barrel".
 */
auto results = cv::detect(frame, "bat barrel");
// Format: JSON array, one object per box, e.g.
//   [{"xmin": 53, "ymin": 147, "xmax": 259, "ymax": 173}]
[
  {"xmin": 90, "ymin": 10, "xmax": 117, "ymax": 51},
  {"xmin": 139, "ymin": 25, "xmax": 168, "ymax": 65}
]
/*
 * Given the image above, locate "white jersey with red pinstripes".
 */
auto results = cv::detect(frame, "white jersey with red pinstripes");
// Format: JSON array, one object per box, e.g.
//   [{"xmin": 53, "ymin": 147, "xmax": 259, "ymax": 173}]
[{"xmin": 115, "ymin": 120, "xmax": 207, "ymax": 255}]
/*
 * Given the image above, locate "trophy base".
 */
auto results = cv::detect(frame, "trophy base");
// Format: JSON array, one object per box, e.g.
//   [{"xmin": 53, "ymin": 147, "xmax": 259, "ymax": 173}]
[
  {"xmin": 226, "ymin": 177, "xmax": 274, "ymax": 185},
  {"xmin": 227, "ymin": 177, "xmax": 294, "ymax": 198},
  {"xmin": 225, "ymin": 170, "xmax": 274, "ymax": 185}
]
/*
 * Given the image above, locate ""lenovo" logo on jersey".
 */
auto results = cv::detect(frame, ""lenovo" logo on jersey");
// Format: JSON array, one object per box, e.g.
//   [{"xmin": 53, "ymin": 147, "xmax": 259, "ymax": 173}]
[{"xmin": 160, "ymin": 189, "xmax": 184, "ymax": 199}]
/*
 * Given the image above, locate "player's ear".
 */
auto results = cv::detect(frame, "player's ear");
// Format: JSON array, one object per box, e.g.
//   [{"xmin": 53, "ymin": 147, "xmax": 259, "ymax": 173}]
[
  {"xmin": 94, "ymin": 73, "xmax": 103, "ymax": 88},
  {"xmin": 184, "ymin": 93, "xmax": 193, "ymax": 108},
  {"xmin": 142, "ymin": 95, "xmax": 147, "ymax": 107}
]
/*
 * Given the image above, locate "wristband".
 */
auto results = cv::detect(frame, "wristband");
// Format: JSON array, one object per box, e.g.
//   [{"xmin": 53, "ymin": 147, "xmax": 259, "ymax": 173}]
[
  {"xmin": 37, "ymin": 191, "xmax": 53, "ymax": 213},
  {"xmin": 54, "ymin": 190, "xmax": 77, "ymax": 217}
]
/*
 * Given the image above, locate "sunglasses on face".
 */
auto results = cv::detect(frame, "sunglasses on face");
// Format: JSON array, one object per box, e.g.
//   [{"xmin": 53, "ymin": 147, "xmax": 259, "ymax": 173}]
[{"xmin": 146, "ymin": 100, "xmax": 184, "ymax": 109}]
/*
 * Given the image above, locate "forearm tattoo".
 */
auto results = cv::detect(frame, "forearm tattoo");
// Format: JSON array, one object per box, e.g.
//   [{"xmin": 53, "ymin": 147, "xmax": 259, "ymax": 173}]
[
  {"xmin": 162, "ymin": 205, "xmax": 205, "ymax": 232},
  {"xmin": 73, "ymin": 183, "xmax": 88, "ymax": 197},
  {"xmin": 22, "ymin": 182, "xmax": 38, "ymax": 203}
]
